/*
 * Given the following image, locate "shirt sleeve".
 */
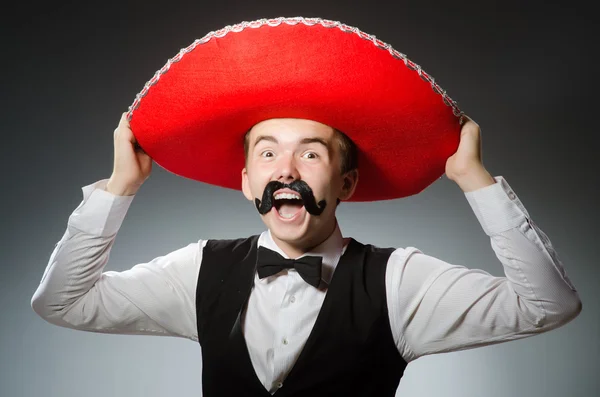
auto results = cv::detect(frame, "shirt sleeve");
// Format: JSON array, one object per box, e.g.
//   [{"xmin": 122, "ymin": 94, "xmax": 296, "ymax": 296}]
[
  {"xmin": 386, "ymin": 176, "xmax": 582, "ymax": 363},
  {"xmin": 30, "ymin": 179, "xmax": 205, "ymax": 342}
]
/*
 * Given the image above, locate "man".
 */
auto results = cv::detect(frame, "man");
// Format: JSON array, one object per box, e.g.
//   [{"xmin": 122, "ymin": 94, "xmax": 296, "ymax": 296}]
[{"xmin": 31, "ymin": 17, "xmax": 581, "ymax": 397}]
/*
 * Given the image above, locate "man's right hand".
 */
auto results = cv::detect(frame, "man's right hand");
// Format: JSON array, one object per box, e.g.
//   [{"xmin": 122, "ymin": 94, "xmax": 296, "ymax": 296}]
[{"xmin": 106, "ymin": 112, "xmax": 153, "ymax": 196}]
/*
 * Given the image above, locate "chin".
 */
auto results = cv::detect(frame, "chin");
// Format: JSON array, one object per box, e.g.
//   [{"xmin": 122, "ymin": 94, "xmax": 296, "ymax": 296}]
[{"xmin": 270, "ymin": 229, "xmax": 311, "ymax": 247}]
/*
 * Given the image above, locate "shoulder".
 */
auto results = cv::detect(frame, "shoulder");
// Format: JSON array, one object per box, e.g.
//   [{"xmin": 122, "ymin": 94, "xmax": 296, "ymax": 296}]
[
  {"xmin": 342, "ymin": 239, "xmax": 423, "ymax": 278},
  {"xmin": 199, "ymin": 235, "xmax": 262, "ymax": 264},
  {"xmin": 346, "ymin": 237, "xmax": 422, "ymax": 260},
  {"xmin": 203, "ymin": 234, "xmax": 260, "ymax": 251}
]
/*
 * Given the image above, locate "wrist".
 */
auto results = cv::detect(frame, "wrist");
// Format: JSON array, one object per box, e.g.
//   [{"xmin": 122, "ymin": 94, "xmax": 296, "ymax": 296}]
[
  {"xmin": 106, "ymin": 179, "xmax": 139, "ymax": 196},
  {"xmin": 454, "ymin": 168, "xmax": 496, "ymax": 193}
]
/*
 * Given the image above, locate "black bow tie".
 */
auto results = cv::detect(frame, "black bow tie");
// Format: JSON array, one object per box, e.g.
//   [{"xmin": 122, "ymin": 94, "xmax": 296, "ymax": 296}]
[{"xmin": 256, "ymin": 246, "xmax": 323, "ymax": 288}]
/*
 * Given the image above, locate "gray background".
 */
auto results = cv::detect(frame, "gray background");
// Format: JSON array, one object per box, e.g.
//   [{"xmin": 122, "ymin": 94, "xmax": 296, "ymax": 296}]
[{"xmin": 2, "ymin": 0, "xmax": 598, "ymax": 396}]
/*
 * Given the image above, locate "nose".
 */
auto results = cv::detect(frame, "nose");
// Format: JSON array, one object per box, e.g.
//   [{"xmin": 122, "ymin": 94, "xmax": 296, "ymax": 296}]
[{"xmin": 275, "ymin": 151, "xmax": 300, "ymax": 183}]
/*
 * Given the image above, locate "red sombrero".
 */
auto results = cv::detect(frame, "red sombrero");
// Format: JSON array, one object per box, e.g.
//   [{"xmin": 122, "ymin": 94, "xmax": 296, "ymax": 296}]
[{"xmin": 126, "ymin": 16, "xmax": 463, "ymax": 201}]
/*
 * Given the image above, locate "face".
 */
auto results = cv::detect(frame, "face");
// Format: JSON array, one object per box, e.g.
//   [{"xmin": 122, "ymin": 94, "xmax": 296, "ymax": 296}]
[{"xmin": 242, "ymin": 118, "xmax": 358, "ymax": 253}]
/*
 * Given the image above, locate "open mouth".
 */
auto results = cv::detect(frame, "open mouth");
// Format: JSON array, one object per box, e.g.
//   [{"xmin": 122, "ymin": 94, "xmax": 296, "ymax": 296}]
[{"xmin": 274, "ymin": 193, "xmax": 304, "ymax": 219}]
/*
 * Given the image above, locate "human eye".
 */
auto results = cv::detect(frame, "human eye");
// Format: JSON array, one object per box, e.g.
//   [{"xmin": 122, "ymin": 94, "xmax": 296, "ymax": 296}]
[
  {"xmin": 261, "ymin": 150, "xmax": 275, "ymax": 158},
  {"xmin": 302, "ymin": 151, "xmax": 319, "ymax": 159}
]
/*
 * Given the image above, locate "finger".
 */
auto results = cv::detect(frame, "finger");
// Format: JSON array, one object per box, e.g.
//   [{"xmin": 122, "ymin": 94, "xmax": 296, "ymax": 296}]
[
  {"xmin": 118, "ymin": 112, "xmax": 130, "ymax": 128},
  {"xmin": 464, "ymin": 115, "xmax": 480, "ymax": 129}
]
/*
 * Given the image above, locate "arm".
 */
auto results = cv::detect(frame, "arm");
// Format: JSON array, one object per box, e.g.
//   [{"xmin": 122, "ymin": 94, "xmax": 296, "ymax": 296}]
[
  {"xmin": 387, "ymin": 175, "xmax": 582, "ymax": 362},
  {"xmin": 30, "ymin": 178, "xmax": 203, "ymax": 342}
]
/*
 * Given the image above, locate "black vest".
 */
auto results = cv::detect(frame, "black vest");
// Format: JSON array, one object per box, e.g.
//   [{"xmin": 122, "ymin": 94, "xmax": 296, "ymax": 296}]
[{"xmin": 195, "ymin": 235, "xmax": 408, "ymax": 396}]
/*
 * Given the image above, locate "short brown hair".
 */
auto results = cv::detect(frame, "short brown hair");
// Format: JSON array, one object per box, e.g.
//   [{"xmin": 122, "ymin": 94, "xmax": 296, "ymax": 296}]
[{"xmin": 243, "ymin": 127, "xmax": 358, "ymax": 175}]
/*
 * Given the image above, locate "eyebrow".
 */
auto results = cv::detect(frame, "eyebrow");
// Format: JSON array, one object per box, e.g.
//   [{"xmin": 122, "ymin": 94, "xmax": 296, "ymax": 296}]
[
  {"xmin": 253, "ymin": 135, "xmax": 330, "ymax": 149},
  {"xmin": 253, "ymin": 135, "xmax": 278, "ymax": 147},
  {"xmin": 299, "ymin": 137, "xmax": 329, "ymax": 149}
]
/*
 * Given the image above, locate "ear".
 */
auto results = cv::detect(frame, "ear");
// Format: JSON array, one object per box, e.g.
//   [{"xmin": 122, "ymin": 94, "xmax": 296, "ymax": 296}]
[
  {"xmin": 338, "ymin": 169, "xmax": 359, "ymax": 201},
  {"xmin": 241, "ymin": 167, "xmax": 253, "ymax": 201}
]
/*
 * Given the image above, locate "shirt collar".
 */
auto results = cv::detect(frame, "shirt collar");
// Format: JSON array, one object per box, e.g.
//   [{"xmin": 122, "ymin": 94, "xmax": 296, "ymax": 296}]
[{"xmin": 257, "ymin": 220, "xmax": 346, "ymax": 286}]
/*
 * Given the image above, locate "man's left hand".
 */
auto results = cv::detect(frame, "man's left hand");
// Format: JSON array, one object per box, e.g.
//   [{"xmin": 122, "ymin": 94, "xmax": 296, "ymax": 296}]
[{"xmin": 444, "ymin": 115, "xmax": 496, "ymax": 192}]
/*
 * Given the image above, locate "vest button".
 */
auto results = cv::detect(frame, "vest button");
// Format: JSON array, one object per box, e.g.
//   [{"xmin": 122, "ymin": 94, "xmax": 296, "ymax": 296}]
[
  {"xmin": 290, "ymin": 295, "xmax": 296, "ymax": 303},
  {"xmin": 282, "ymin": 338, "xmax": 289, "ymax": 345},
  {"xmin": 277, "ymin": 382, "xmax": 283, "ymax": 388}
]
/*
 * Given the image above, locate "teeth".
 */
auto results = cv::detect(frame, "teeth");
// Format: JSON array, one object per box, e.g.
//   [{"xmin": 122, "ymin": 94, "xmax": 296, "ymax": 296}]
[{"xmin": 274, "ymin": 193, "xmax": 301, "ymax": 200}]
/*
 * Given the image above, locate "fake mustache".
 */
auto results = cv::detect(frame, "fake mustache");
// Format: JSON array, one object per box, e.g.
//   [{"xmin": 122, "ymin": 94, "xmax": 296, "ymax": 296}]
[{"xmin": 254, "ymin": 180, "xmax": 327, "ymax": 216}]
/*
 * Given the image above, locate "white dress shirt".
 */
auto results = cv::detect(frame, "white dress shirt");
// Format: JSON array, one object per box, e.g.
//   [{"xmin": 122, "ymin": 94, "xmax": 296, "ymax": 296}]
[{"xmin": 31, "ymin": 176, "xmax": 582, "ymax": 394}]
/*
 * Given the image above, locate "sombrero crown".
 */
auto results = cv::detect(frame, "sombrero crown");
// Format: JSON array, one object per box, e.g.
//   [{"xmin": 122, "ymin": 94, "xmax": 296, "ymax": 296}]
[{"xmin": 127, "ymin": 16, "xmax": 463, "ymax": 201}]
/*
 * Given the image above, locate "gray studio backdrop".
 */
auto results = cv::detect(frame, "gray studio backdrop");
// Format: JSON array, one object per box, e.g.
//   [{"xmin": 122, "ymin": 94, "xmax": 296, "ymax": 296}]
[{"xmin": 2, "ymin": 1, "xmax": 597, "ymax": 396}]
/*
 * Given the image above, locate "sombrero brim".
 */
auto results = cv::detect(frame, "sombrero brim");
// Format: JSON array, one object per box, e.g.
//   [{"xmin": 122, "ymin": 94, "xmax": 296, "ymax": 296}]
[{"xmin": 127, "ymin": 17, "xmax": 463, "ymax": 201}]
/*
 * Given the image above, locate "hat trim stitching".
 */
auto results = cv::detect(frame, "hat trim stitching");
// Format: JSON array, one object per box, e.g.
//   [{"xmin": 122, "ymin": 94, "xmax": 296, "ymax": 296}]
[{"xmin": 126, "ymin": 16, "xmax": 464, "ymax": 121}]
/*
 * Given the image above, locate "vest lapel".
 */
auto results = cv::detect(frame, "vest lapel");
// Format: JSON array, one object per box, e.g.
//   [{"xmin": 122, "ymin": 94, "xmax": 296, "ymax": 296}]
[{"xmin": 226, "ymin": 240, "xmax": 274, "ymax": 396}]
